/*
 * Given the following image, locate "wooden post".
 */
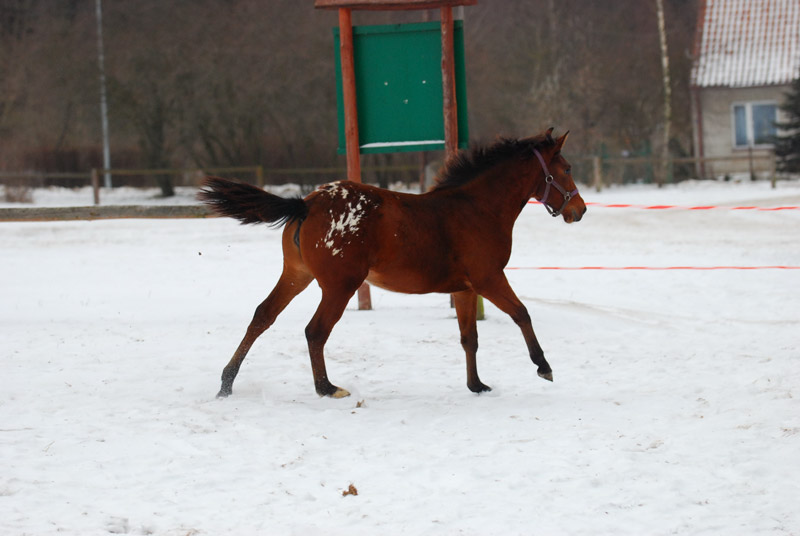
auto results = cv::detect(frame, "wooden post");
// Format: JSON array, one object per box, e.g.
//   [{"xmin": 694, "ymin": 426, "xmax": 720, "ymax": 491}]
[
  {"xmin": 440, "ymin": 6, "xmax": 458, "ymax": 159},
  {"xmin": 692, "ymin": 88, "xmax": 706, "ymax": 179},
  {"xmin": 418, "ymin": 151, "xmax": 428, "ymax": 192},
  {"xmin": 339, "ymin": 7, "xmax": 372, "ymax": 310},
  {"xmin": 770, "ymin": 150, "xmax": 777, "ymax": 189},
  {"xmin": 339, "ymin": 7, "xmax": 362, "ymax": 183},
  {"xmin": 592, "ymin": 156, "xmax": 603, "ymax": 192},
  {"xmin": 441, "ymin": 7, "xmax": 483, "ymax": 318},
  {"xmin": 91, "ymin": 168, "xmax": 100, "ymax": 205},
  {"xmin": 256, "ymin": 165, "xmax": 264, "ymax": 188},
  {"xmin": 443, "ymin": 8, "xmax": 457, "ymax": 312}
]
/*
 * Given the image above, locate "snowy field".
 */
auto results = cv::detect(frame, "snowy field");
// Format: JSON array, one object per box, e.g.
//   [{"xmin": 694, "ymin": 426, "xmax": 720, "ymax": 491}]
[{"xmin": 1, "ymin": 179, "xmax": 799, "ymax": 535}]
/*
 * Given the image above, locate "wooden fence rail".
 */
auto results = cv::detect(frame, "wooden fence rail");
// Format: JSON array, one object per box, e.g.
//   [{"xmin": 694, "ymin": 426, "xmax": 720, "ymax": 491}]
[
  {"xmin": 577, "ymin": 152, "xmax": 777, "ymax": 190},
  {"xmin": 0, "ymin": 204, "xmax": 216, "ymax": 222},
  {"xmin": 1, "ymin": 153, "xmax": 782, "ymax": 209},
  {"xmin": 1, "ymin": 164, "xmax": 420, "ymax": 205}
]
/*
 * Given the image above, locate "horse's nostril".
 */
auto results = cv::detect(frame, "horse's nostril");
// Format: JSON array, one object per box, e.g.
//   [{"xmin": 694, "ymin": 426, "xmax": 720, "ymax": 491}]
[{"xmin": 582, "ymin": 206, "xmax": 587, "ymax": 215}]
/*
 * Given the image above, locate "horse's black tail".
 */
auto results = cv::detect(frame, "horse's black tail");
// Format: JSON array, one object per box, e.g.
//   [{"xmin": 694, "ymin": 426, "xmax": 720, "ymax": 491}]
[{"xmin": 198, "ymin": 177, "xmax": 308, "ymax": 227}]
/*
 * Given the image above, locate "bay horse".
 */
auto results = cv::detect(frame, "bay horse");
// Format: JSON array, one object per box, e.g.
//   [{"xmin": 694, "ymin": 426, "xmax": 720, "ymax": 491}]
[{"xmin": 199, "ymin": 128, "xmax": 585, "ymax": 398}]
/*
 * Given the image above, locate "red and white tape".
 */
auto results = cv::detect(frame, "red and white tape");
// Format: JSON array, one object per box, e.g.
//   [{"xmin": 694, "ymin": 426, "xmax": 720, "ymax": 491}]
[
  {"xmin": 519, "ymin": 199, "xmax": 799, "ymax": 270},
  {"xmin": 506, "ymin": 266, "xmax": 800, "ymax": 270},
  {"xmin": 528, "ymin": 200, "xmax": 799, "ymax": 211}
]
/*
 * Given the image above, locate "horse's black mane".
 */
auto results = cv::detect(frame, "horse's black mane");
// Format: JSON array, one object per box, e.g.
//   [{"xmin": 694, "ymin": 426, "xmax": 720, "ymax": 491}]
[{"xmin": 432, "ymin": 133, "xmax": 556, "ymax": 191}]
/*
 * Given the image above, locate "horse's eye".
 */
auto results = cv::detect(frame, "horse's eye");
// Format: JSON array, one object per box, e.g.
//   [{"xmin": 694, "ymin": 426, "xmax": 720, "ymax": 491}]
[{"xmin": 565, "ymin": 168, "xmax": 572, "ymax": 175}]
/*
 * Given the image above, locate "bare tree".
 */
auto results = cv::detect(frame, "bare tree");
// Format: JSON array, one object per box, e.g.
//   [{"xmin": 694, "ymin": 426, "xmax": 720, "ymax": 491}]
[{"xmin": 656, "ymin": 0, "xmax": 672, "ymax": 186}]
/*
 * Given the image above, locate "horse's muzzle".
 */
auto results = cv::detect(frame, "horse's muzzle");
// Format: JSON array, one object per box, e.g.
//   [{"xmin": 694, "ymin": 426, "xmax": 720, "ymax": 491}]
[{"xmin": 563, "ymin": 204, "xmax": 587, "ymax": 223}]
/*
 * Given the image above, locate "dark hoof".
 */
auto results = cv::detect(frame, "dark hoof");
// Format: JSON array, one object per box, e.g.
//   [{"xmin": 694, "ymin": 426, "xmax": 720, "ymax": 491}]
[
  {"xmin": 468, "ymin": 382, "xmax": 492, "ymax": 393},
  {"xmin": 217, "ymin": 386, "xmax": 232, "ymax": 398},
  {"xmin": 537, "ymin": 370, "xmax": 553, "ymax": 382},
  {"xmin": 316, "ymin": 385, "xmax": 351, "ymax": 398}
]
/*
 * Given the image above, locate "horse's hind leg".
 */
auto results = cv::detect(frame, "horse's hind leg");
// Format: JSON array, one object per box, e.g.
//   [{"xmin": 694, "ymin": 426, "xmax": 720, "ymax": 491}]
[
  {"xmin": 453, "ymin": 289, "xmax": 491, "ymax": 393},
  {"xmin": 217, "ymin": 269, "xmax": 313, "ymax": 398},
  {"xmin": 304, "ymin": 286, "xmax": 359, "ymax": 398}
]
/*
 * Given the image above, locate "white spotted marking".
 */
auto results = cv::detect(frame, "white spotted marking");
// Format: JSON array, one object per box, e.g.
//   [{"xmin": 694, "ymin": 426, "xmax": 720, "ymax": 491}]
[{"xmin": 314, "ymin": 184, "xmax": 372, "ymax": 257}]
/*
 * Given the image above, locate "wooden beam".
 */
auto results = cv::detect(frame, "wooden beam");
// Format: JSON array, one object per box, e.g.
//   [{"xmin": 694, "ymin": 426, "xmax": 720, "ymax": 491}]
[
  {"xmin": 316, "ymin": 0, "xmax": 476, "ymax": 11},
  {"xmin": 440, "ymin": 5, "xmax": 458, "ymax": 160},
  {"xmin": 0, "ymin": 205, "xmax": 216, "ymax": 222},
  {"xmin": 338, "ymin": 7, "xmax": 362, "ymax": 183}
]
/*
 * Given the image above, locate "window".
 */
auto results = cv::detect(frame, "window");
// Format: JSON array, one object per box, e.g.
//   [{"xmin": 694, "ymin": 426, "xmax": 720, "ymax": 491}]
[{"xmin": 732, "ymin": 102, "xmax": 777, "ymax": 148}]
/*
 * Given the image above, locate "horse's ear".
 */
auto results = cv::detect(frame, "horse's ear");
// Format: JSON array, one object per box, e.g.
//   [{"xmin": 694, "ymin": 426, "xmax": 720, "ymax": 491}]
[
  {"xmin": 545, "ymin": 127, "xmax": 555, "ymax": 139},
  {"xmin": 555, "ymin": 131, "xmax": 570, "ymax": 152}
]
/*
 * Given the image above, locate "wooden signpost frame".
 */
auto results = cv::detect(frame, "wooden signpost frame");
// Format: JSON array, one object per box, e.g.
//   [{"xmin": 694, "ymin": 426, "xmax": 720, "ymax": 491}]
[{"xmin": 315, "ymin": 0, "xmax": 477, "ymax": 310}]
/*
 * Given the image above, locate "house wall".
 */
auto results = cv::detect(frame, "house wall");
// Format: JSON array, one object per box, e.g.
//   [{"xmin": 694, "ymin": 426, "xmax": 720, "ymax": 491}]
[{"xmin": 692, "ymin": 84, "xmax": 788, "ymax": 177}]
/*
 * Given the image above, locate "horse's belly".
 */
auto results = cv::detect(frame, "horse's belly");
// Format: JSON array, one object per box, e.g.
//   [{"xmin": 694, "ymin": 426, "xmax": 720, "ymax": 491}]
[{"xmin": 366, "ymin": 268, "xmax": 468, "ymax": 295}]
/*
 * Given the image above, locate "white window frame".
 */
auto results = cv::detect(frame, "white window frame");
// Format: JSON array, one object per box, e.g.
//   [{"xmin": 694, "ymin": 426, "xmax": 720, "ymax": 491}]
[{"xmin": 731, "ymin": 101, "xmax": 778, "ymax": 149}]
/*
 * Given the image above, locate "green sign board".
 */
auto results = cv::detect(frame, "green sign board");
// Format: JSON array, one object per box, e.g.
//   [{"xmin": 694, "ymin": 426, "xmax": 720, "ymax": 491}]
[{"xmin": 334, "ymin": 21, "xmax": 469, "ymax": 154}]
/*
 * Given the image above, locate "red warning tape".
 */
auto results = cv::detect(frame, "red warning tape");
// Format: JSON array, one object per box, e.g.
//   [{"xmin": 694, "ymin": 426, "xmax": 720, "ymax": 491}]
[
  {"xmin": 528, "ymin": 200, "xmax": 800, "ymax": 211},
  {"xmin": 506, "ymin": 266, "xmax": 800, "ymax": 270},
  {"xmin": 584, "ymin": 202, "xmax": 800, "ymax": 211}
]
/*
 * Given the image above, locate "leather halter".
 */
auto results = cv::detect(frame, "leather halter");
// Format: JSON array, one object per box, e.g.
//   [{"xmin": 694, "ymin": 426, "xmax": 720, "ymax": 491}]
[{"xmin": 533, "ymin": 148, "xmax": 579, "ymax": 218}]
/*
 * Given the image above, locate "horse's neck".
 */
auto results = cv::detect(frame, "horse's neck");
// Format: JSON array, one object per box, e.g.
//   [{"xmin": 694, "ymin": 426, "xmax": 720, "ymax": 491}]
[{"xmin": 460, "ymin": 162, "xmax": 539, "ymax": 225}]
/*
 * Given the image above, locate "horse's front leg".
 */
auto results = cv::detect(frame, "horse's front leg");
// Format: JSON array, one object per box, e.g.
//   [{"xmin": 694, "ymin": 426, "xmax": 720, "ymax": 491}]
[
  {"xmin": 453, "ymin": 289, "xmax": 491, "ymax": 393},
  {"xmin": 479, "ymin": 274, "xmax": 553, "ymax": 382}
]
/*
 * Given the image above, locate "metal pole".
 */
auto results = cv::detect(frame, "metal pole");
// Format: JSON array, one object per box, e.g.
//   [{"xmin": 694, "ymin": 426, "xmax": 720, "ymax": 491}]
[{"xmin": 95, "ymin": 0, "xmax": 112, "ymax": 188}]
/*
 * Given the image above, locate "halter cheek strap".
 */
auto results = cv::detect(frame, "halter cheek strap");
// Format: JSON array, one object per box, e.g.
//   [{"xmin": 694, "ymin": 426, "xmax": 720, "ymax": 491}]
[{"xmin": 533, "ymin": 148, "xmax": 579, "ymax": 218}]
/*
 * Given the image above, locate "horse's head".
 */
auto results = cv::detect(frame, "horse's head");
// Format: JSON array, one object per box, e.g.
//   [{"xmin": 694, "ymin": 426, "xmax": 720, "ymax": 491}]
[{"xmin": 530, "ymin": 128, "xmax": 586, "ymax": 224}]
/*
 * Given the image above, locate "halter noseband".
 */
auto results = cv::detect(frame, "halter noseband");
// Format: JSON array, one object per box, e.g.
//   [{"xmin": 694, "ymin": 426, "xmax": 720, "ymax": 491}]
[{"xmin": 533, "ymin": 148, "xmax": 579, "ymax": 218}]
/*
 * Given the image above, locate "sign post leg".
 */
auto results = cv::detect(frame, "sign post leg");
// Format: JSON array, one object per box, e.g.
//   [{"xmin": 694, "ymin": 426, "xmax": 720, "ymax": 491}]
[
  {"xmin": 440, "ymin": 6, "xmax": 458, "ymax": 159},
  {"xmin": 338, "ymin": 7, "xmax": 372, "ymax": 310},
  {"xmin": 441, "ymin": 7, "xmax": 483, "ymax": 319}
]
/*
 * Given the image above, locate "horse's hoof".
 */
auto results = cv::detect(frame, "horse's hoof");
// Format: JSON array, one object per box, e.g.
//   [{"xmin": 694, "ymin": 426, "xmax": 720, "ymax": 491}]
[
  {"xmin": 216, "ymin": 387, "xmax": 232, "ymax": 398},
  {"xmin": 330, "ymin": 387, "xmax": 351, "ymax": 399},
  {"xmin": 538, "ymin": 370, "xmax": 553, "ymax": 382},
  {"xmin": 468, "ymin": 382, "xmax": 492, "ymax": 393},
  {"xmin": 316, "ymin": 383, "xmax": 350, "ymax": 398}
]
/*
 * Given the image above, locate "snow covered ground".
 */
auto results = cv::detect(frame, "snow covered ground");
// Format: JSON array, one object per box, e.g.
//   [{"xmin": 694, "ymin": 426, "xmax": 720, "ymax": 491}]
[{"xmin": 1, "ymin": 179, "xmax": 799, "ymax": 535}]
